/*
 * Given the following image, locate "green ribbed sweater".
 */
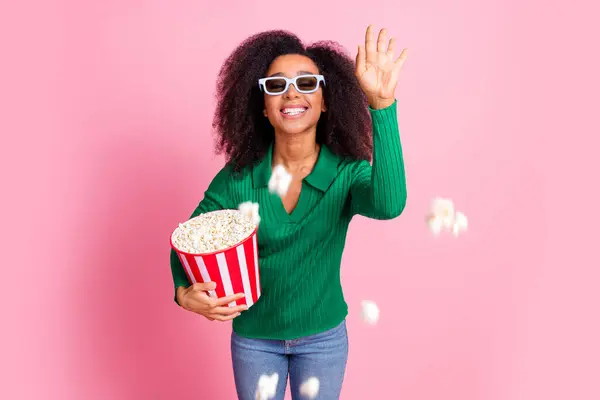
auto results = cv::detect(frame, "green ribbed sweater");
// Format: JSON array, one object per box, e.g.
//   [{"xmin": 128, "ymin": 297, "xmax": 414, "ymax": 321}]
[{"xmin": 170, "ymin": 100, "xmax": 407, "ymax": 339}]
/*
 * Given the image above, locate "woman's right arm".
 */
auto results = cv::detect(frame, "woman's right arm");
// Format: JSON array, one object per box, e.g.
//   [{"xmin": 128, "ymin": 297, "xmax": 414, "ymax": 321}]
[
  {"xmin": 176, "ymin": 282, "xmax": 247, "ymax": 321},
  {"xmin": 170, "ymin": 165, "xmax": 232, "ymax": 303},
  {"xmin": 169, "ymin": 164, "xmax": 246, "ymax": 320}
]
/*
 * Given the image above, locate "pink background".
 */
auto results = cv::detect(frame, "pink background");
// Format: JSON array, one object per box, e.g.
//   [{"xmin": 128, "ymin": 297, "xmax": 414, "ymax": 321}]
[{"xmin": 2, "ymin": 0, "xmax": 599, "ymax": 399}]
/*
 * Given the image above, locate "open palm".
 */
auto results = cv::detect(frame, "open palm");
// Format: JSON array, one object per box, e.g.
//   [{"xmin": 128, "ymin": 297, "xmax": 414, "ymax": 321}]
[{"xmin": 355, "ymin": 25, "xmax": 408, "ymax": 108}]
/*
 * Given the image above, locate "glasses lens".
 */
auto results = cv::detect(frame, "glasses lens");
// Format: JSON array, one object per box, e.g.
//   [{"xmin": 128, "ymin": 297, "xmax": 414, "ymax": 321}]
[
  {"xmin": 296, "ymin": 76, "xmax": 318, "ymax": 92},
  {"xmin": 265, "ymin": 78, "xmax": 287, "ymax": 93}
]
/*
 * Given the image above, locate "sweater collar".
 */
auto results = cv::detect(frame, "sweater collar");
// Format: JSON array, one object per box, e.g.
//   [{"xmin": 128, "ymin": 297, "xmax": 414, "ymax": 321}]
[{"xmin": 252, "ymin": 142, "xmax": 340, "ymax": 192}]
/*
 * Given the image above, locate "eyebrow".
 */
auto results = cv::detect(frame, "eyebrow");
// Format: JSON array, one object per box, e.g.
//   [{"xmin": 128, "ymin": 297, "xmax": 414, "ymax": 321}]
[{"xmin": 268, "ymin": 70, "xmax": 316, "ymax": 77}]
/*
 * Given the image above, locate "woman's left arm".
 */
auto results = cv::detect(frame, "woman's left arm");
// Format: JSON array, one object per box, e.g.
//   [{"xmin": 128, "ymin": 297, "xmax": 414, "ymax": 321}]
[
  {"xmin": 350, "ymin": 100, "xmax": 407, "ymax": 219},
  {"xmin": 350, "ymin": 25, "xmax": 408, "ymax": 219}
]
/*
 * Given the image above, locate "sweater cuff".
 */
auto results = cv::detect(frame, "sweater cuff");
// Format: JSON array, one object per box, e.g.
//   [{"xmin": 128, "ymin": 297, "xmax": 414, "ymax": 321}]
[
  {"xmin": 368, "ymin": 98, "xmax": 397, "ymax": 113},
  {"xmin": 369, "ymin": 99, "xmax": 398, "ymax": 136}
]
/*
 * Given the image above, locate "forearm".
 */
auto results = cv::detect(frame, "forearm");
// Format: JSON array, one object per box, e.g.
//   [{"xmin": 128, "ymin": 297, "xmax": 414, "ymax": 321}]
[
  {"xmin": 351, "ymin": 100, "xmax": 407, "ymax": 218},
  {"xmin": 169, "ymin": 194, "xmax": 221, "ymax": 304},
  {"xmin": 175, "ymin": 286, "xmax": 187, "ymax": 308},
  {"xmin": 171, "ymin": 249, "xmax": 191, "ymax": 305},
  {"xmin": 169, "ymin": 165, "xmax": 232, "ymax": 304}
]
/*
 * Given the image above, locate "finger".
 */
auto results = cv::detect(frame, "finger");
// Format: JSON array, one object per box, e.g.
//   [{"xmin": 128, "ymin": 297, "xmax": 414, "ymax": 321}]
[
  {"xmin": 365, "ymin": 24, "xmax": 376, "ymax": 62},
  {"xmin": 192, "ymin": 281, "xmax": 216, "ymax": 292},
  {"xmin": 386, "ymin": 37, "xmax": 397, "ymax": 60},
  {"xmin": 394, "ymin": 48, "xmax": 408, "ymax": 70},
  {"xmin": 213, "ymin": 312, "xmax": 242, "ymax": 322},
  {"xmin": 188, "ymin": 294, "xmax": 217, "ymax": 309},
  {"xmin": 377, "ymin": 28, "xmax": 388, "ymax": 53},
  {"xmin": 214, "ymin": 293, "xmax": 246, "ymax": 307},
  {"xmin": 356, "ymin": 45, "xmax": 366, "ymax": 75},
  {"xmin": 211, "ymin": 304, "xmax": 248, "ymax": 315}
]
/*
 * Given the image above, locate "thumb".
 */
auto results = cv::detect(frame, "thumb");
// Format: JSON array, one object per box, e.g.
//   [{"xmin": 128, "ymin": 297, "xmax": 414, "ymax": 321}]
[
  {"xmin": 355, "ymin": 45, "xmax": 366, "ymax": 76},
  {"xmin": 191, "ymin": 281, "xmax": 215, "ymax": 291}
]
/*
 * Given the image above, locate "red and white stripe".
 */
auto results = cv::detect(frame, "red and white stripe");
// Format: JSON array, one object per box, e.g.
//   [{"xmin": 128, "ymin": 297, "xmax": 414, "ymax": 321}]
[{"xmin": 176, "ymin": 232, "xmax": 261, "ymax": 308}]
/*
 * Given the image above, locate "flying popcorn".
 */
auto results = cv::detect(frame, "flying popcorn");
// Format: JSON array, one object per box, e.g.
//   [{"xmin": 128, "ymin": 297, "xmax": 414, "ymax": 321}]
[
  {"xmin": 429, "ymin": 197, "xmax": 455, "ymax": 229},
  {"xmin": 268, "ymin": 164, "xmax": 292, "ymax": 198},
  {"xmin": 452, "ymin": 211, "xmax": 468, "ymax": 237},
  {"xmin": 256, "ymin": 373, "xmax": 279, "ymax": 400},
  {"xmin": 299, "ymin": 377, "xmax": 320, "ymax": 399},
  {"xmin": 361, "ymin": 300, "xmax": 380, "ymax": 325},
  {"xmin": 426, "ymin": 197, "xmax": 469, "ymax": 237},
  {"xmin": 426, "ymin": 214, "xmax": 443, "ymax": 236},
  {"xmin": 238, "ymin": 201, "xmax": 261, "ymax": 225}
]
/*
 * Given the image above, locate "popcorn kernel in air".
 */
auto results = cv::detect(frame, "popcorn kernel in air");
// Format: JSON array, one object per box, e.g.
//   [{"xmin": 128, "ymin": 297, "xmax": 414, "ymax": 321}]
[
  {"xmin": 299, "ymin": 377, "xmax": 320, "ymax": 399},
  {"xmin": 361, "ymin": 300, "xmax": 380, "ymax": 325},
  {"xmin": 256, "ymin": 372, "xmax": 279, "ymax": 400},
  {"xmin": 238, "ymin": 201, "xmax": 261, "ymax": 225},
  {"xmin": 268, "ymin": 164, "xmax": 292, "ymax": 198}
]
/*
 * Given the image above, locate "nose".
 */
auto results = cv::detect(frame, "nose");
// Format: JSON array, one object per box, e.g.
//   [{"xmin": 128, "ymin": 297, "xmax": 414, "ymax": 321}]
[{"xmin": 283, "ymin": 83, "xmax": 300, "ymax": 99}]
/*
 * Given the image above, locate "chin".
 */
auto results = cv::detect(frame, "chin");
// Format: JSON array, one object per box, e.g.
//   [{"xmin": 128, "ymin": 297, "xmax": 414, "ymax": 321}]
[
  {"xmin": 275, "ymin": 113, "xmax": 322, "ymax": 136},
  {"xmin": 276, "ymin": 122, "xmax": 317, "ymax": 136}
]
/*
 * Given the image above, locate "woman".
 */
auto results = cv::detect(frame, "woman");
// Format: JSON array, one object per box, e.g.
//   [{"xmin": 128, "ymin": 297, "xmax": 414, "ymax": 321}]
[{"xmin": 170, "ymin": 25, "xmax": 408, "ymax": 399}]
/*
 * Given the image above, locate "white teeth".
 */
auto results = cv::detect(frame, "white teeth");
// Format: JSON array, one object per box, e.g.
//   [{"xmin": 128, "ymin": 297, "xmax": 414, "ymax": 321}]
[{"xmin": 282, "ymin": 108, "xmax": 306, "ymax": 115}]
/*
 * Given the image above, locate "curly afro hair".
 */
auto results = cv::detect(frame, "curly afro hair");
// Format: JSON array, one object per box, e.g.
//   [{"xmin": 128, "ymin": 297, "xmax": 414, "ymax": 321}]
[{"xmin": 212, "ymin": 30, "xmax": 373, "ymax": 172}]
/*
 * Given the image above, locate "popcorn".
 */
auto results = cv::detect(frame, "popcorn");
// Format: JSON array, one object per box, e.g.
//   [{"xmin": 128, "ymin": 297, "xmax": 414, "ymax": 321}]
[
  {"xmin": 360, "ymin": 300, "xmax": 380, "ymax": 325},
  {"xmin": 426, "ymin": 197, "xmax": 468, "ymax": 237},
  {"xmin": 429, "ymin": 197, "xmax": 455, "ymax": 229},
  {"xmin": 238, "ymin": 201, "xmax": 261, "ymax": 225},
  {"xmin": 299, "ymin": 377, "xmax": 320, "ymax": 399},
  {"xmin": 452, "ymin": 211, "xmax": 468, "ymax": 237},
  {"xmin": 268, "ymin": 164, "xmax": 292, "ymax": 198},
  {"xmin": 426, "ymin": 215, "xmax": 443, "ymax": 236},
  {"xmin": 256, "ymin": 373, "xmax": 279, "ymax": 400},
  {"xmin": 171, "ymin": 209, "xmax": 256, "ymax": 254}
]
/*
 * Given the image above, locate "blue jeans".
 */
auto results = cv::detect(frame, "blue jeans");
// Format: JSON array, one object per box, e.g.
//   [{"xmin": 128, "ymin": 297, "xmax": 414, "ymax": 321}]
[{"xmin": 231, "ymin": 320, "xmax": 349, "ymax": 400}]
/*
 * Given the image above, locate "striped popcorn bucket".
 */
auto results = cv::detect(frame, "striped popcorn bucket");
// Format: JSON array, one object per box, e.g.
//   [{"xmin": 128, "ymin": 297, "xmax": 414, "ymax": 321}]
[{"xmin": 170, "ymin": 228, "xmax": 261, "ymax": 308}]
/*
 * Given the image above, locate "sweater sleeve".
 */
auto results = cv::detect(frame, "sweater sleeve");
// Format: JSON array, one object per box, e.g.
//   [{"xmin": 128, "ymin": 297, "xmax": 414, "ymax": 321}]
[
  {"xmin": 350, "ymin": 99, "xmax": 407, "ymax": 219},
  {"xmin": 170, "ymin": 164, "xmax": 232, "ymax": 305}
]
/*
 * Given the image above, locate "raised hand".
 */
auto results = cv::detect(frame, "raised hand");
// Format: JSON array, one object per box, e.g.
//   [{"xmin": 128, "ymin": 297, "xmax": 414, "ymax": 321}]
[{"xmin": 355, "ymin": 25, "xmax": 408, "ymax": 109}]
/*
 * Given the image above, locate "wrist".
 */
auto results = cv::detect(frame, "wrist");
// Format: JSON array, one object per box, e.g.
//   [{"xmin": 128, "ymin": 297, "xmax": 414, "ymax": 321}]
[
  {"xmin": 176, "ymin": 286, "xmax": 187, "ymax": 308},
  {"xmin": 368, "ymin": 97, "xmax": 395, "ymax": 110}
]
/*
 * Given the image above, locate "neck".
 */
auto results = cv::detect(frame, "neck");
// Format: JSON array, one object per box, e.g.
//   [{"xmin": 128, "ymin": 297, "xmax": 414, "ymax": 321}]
[{"xmin": 272, "ymin": 129, "xmax": 320, "ymax": 172}]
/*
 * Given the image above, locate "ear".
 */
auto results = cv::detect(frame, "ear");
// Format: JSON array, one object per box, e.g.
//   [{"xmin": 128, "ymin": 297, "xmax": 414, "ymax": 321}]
[
  {"xmin": 263, "ymin": 109, "xmax": 268, "ymax": 117},
  {"xmin": 321, "ymin": 98, "xmax": 327, "ymax": 112}
]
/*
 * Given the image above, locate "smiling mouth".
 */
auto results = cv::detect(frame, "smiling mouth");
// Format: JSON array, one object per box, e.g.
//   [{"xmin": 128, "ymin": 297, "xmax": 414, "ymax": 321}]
[{"xmin": 280, "ymin": 107, "xmax": 308, "ymax": 116}]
